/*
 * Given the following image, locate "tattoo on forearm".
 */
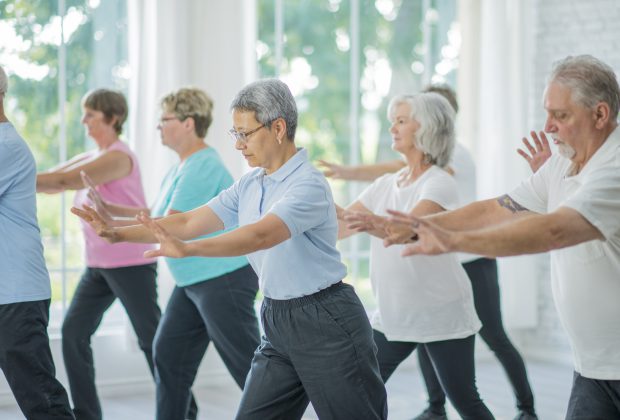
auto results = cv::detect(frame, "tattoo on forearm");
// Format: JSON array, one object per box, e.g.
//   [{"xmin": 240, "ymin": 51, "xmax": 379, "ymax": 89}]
[{"xmin": 497, "ymin": 194, "xmax": 528, "ymax": 213}]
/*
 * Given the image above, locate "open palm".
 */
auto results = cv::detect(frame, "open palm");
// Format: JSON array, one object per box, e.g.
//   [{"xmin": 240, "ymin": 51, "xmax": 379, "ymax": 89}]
[
  {"xmin": 138, "ymin": 213, "xmax": 188, "ymax": 259},
  {"xmin": 71, "ymin": 205, "xmax": 118, "ymax": 242},
  {"xmin": 385, "ymin": 210, "xmax": 454, "ymax": 256}
]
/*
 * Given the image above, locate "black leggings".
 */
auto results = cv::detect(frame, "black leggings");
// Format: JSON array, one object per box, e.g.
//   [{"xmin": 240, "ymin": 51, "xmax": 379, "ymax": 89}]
[
  {"xmin": 417, "ymin": 258, "xmax": 535, "ymax": 415},
  {"xmin": 62, "ymin": 264, "xmax": 161, "ymax": 420},
  {"xmin": 374, "ymin": 330, "xmax": 494, "ymax": 420}
]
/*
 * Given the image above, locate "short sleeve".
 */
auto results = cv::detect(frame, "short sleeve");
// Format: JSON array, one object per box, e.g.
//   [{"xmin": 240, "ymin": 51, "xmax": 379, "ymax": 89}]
[
  {"xmin": 168, "ymin": 160, "xmax": 231, "ymax": 212},
  {"xmin": 357, "ymin": 174, "xmax": 389, "ymax": 212},
  {"xmin": 508, "ymin": 157, "xmax": 556, "ymax": 213},
  {"xmin": 417, "ymin": 171, "xmax": 459, "ymax": 210},
  {"xmin": 562, "ymin": 167, "xmax": 620, "ymax": 240},
  {"xmin": 207, "ymin": 181, "xmax": 241, "ymax": 229},
  {"xmin": 268, "ymin": 176, "xmax": 331, "ymax": 237}
]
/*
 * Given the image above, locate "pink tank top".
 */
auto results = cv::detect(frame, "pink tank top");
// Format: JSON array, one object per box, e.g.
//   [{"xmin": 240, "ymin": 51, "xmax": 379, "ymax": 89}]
[{"xmin": 74, "ymin": 141, "xmax": 156, "ymax": 268}]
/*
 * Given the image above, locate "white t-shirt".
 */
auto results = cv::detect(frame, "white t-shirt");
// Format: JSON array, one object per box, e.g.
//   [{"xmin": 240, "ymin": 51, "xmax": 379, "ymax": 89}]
[
  {"xmin": 358, "ymin": 166, "xmax": 481, "ymax": 342},
  {"xmin": 509, "ymin": 126, "xmax": 620, "ymax": 380}
]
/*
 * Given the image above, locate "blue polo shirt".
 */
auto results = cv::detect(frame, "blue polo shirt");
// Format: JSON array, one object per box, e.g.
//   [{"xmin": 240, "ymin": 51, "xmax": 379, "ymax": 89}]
[
  {"xmin": 151, "ymin": 147, "xmax": 248, "ymax": 287},
  {"xmin": 208, "ymin": 148, "xmax": 347, "ymax": 299},
  {"xmin": 0, "ymin": 123, "xmax": 51, "ymax": 304}
]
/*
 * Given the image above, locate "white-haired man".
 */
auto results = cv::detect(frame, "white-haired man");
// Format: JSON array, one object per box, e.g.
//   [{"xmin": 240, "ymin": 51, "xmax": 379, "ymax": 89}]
[
  {"xmin": 363, "ymin": 55, "xmax": 620, "ymax": 419},
  {"xmin": 0, "ymin": 66, "xmax": 74, "ymax": 419}
]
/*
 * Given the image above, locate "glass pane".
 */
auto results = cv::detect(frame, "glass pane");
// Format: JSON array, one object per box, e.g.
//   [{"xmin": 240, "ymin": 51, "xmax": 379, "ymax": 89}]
[
  {"xmin": 1, "ymin": 0, "xmax": 128, "ymax": 326},
  {"xmin": 253, "ymin": 0, "xmax": 457, "ymax": 309}
]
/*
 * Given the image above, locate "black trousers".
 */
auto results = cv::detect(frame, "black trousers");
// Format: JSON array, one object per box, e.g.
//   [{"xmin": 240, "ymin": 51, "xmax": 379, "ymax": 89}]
[
  {"xmin": 374, "ymin": 330, "xmax": 494, "ymax": 420},
  {"xmin": 153, "ymin": 265, "xmax": 260, "ymax": 420},
  {"xmin": 0, "ymin": 299, "xmax": 74, "ymax": 419},
  {"xmin": 61, "ymin": 264, "xmax": 160, "ymax": 420},
  {"xmin": 236, "ymin": 281, "xmax": 388, "ymax": 420},
  {"xmin": 566, "ymin": 371, "xmax": 620, "ymax": 419},
  {"xmin": 417, "ymin": 257, "xmax": 535, "ymax": 415}
]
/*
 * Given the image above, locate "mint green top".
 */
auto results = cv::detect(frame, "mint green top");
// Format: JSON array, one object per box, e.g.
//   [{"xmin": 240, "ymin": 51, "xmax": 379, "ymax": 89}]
[{"xmin": 151, "ymin": 147, "xmax": 248, "ymax": 287}]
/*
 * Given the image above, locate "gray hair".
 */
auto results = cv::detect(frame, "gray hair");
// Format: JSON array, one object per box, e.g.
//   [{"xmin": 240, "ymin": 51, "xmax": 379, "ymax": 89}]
[
  {"xmin": 387, "ymin": 92, "xmax": 455, "ymax": 168},
  {"xmin": 0, "ymin": 66, "xmax": 7, "ymax": 95},
  {"xmin": 230, "ymin": 78, "xmax": 298, "ymax": 141},
  {"xmin": 548, "ymin": 55, "xmax": 620, "ymax": 118}
]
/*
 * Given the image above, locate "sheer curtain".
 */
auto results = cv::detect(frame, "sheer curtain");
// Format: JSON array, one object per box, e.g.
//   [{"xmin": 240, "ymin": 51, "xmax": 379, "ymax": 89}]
[
  {"xmin": 457, "ymin": 0, "xmax": 540, "ymax": 328},
  {"xmin": 127, "ymin": 0, "xmax": 257, "ymax": 301}
]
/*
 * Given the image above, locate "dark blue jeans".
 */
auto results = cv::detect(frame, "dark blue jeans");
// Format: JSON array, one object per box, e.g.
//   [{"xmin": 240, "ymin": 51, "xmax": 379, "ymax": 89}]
[
  {"xmin": 566, "ymin": 371, "xmax": 620, "ymax": 419},
  {"xmin": 61, "ymin": 264, "xmax": 160, "ymax": 420},
  {"xmin": 417, "ymin": 257, "xmax": 535, "ymax": 415},
  {"xmin": 375, "ymin": 330, "xmax": 494, "ymax": 420},
  {"xmin": 153, "ymin": 264, "xmax": 260, "ymax": 420},
  {"xmin": 236, "ymin": 281, "xmax": 388, "ymax": 420},
  {"xmin": 0, "ymin": 299, "xmax": 74, "ymax": 420}
]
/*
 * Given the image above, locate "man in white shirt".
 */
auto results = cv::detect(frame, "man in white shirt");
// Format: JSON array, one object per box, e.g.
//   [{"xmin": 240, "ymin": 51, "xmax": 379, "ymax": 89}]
[{"xmin": 380, "ymin": 55, "xmax": 620, "ymax": 419}]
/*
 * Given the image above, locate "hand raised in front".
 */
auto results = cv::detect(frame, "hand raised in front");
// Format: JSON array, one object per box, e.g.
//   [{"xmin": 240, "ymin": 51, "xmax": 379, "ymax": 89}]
[
  {"xmin": 80, "ymin": 171, "xmax": 113, "ymax": 221},
  {"xmin": 344, "ymin": 211, "xmax": 389, "ymax": 234},
  {"xmin": 385, "ymin": 209, "xmax": 455, "ymax": 256},
  {"xmin": 137, "ymin": 212, "xmax": 188, "ymax": 259},
  {"xmin": 517, "ymin": 131, "xmax": 552, "ymax": 173},
  {"xmin": 71, "ymin": 205, "xmax": 119, "ymax": 243}
]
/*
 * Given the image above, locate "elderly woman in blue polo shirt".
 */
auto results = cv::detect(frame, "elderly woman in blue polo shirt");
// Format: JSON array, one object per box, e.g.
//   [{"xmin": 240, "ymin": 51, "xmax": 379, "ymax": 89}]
[{"xmin": 73, "ymin": 78, "xmax": 387, "ymax": 420}]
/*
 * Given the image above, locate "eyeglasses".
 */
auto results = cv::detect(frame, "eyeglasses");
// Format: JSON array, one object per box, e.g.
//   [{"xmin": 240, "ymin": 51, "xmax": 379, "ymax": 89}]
[
  {"xmin": 157, "ymin": 116, "xmax": 181, "ymax": 127},
  {"xmin": 228, "ymin": 124, "xmax": 265, "ymax": 144}
]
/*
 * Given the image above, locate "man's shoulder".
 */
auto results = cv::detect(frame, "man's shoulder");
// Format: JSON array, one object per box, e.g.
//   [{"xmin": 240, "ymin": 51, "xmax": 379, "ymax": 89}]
[{"xmin": 0, "ymin": 124, "xmax": 30, "ymax": 160}]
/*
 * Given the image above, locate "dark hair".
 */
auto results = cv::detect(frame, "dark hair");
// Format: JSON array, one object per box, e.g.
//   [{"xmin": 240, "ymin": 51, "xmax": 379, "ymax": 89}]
[{"xmin": 82, "ymin": 89, "xmax": 128, "ymax": 134}]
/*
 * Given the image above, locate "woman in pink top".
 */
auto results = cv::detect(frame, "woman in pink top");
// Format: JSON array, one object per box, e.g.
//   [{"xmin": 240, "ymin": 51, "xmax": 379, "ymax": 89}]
[{"xmin": 37, "ymin": 89, "xmax": 160, "ymax": 420}]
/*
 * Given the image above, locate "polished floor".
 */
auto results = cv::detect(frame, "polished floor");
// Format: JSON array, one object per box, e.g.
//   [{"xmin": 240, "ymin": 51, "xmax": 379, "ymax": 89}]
[{"xmin": 0, "ymin": 357, "xmax": 573, "ymax": 419}]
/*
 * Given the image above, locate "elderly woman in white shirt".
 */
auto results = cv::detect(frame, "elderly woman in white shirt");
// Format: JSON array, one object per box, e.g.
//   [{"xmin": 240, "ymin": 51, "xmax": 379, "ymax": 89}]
[{"xmin": 339, "ymin": 92, "xmax": 494, "ymax": 420}]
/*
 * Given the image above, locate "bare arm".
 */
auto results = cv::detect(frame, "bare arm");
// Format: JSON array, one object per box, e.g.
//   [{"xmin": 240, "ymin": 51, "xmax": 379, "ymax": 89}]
[
  {"xmin": 337, "ymin": 201, "xmax": 372, "ymax": 239},
  {"xmin": 81, "ymin": 171, "xmax": 150, "ymax": 218},
  {"xmin": 46, "ymin": 152, "xmax": 91, "ymax": 172},
  {"xmin": 401, "ymin": 206, "xmax": 604, "ymax": 257},
  {"xmin": 140, "ymin": 213, "xmax": 291, "ymax": 259},
  {"xmin": 379, "ymin": 194, "xmax": 534, "ymax": 246},
  {"xmin": 425, "ymin": 195, "xmax": 532, "ymax": 230},
  {"xmin": 71, "ymin": 203, "xmax": 224, "ymax": 243},
  {"xmin": 341, "ymin": 198, "xmax": 446, "ymax": 241},
  {"xmin": 37, "ymin": 150, "xmax": 132, "ymax": 192},
  {"xmin": 318, "ymin": 159, "xmax": 406, "ymax": 182}
]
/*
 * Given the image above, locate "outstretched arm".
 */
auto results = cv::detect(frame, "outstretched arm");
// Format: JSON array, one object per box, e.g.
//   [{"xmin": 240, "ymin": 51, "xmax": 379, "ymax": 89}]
[
  {"xmin": 140, "ymin": 212, "xmax": 291, "ymax": 258},
  {"xmin": 72, "ymin": 202, "xmax": 225, "ymax": 243},
  {"xmin": 376, "ymin": 195, "xmax": 534, "ymax": 246},
  {"xmin": 81, "ymin": 171, "xmax": 149, "ymax": 218},
  {"xmin": 344, "ymin": 199, "xmax": 448, "ymax": 242},
  {"xmin": 318, "ymin": 159, "xmax": 405, "ymax": 182},
  {"xmin": 37, "ymin": 150, "xmax": 132, "ymax": 192},
  {"xmin": 395, "ymin": 206, "xmax": 603, "ymax": 257}
]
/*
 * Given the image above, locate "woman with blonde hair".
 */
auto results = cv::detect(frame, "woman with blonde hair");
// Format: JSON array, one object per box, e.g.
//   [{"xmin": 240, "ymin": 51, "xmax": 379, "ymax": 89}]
[{"xmin": 84, "ymin": 87, "xmax": 259, "ymax": 420}]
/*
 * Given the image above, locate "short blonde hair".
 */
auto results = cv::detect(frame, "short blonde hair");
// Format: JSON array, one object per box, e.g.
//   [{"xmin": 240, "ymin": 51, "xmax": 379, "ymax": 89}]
[
  {"xmin": 161, "ymin": 88, "xmax": 214, "ymax": 138},
  {"xmin": 82, "ymin": 89, "xmax": 128, "ymax": 134}
]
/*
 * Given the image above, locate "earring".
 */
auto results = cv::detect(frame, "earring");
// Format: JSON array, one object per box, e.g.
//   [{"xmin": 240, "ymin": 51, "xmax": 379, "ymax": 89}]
[{"xmin": 277, "ymin": 137, "xmax": 282, "ymax": 145}]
